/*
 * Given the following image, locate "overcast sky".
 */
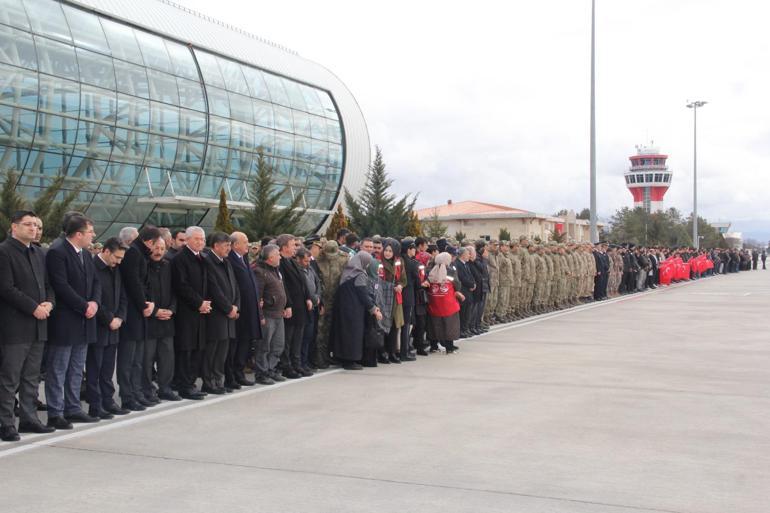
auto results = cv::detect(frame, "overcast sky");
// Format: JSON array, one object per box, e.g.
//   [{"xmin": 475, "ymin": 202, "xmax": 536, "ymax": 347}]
[{"xmin": 178, "ymin": 0, "xmax": 770, "ymax": 240}]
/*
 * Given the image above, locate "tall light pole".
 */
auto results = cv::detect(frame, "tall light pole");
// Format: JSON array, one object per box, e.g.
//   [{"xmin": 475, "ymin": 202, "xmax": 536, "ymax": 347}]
[
  {"xmin": 589, "ymin": 0, "xmax": 598, "ymax": 243},
  {"xmin": 686, "ymin": 100, "xmax": 707, "ymax": 249}
]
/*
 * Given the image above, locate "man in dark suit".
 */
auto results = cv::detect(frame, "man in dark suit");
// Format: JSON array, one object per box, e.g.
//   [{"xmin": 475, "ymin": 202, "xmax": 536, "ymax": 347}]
[
  {"xmin": 0, "ymin": 211, "xmax": 56, "ymax": 441},
  {"xmin": 276, "ymin": 234, "xmax": 312, "ymax": 379},
  {"xmin": 454, "ymin": 247, "xmax": 476, "ymax": 338},
  {"xmin": 145, "ymin": 237, "xmax": 180, "ymax": 402},
  {"xmin": 227, "ymin": 232, "xmax": 262, "ymax": 386},
  {"xmin": 45, "ymin": 214, "xmax": 102, "ymax": 429},
  {"xmin": 171, "ymin": 227, "xmax": 210, "ymax": 400},
  {"xmin": 87, "ymin": 237, "xmax": 129, "ymax": 420},
  {"xmin": 117, "ymin": 226, "xmax": 159, "ymax": 411},
  {"xmin": 164, "ymin": 229, "xmax": 187, "ymax": 261},
  {"xmin": 202, "ymin": 232, "xmax": 240, "ymax": 394}
]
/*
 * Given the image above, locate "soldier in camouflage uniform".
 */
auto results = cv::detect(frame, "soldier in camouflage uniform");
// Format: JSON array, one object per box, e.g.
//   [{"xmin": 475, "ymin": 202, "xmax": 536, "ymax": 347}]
[
  {"xmin": 544, "ymin": 245, "xmax": 555, "ymax": 311},
  {"xmin": 484, "ymin": 240, "xmax": 500, "ymax": 324},
  {"xmin": 496, "ymin": 241, "xmax": 513, "ymax": 322},
  {"xmin": 533, "ymin": 245, "xmax": 548, "ymax": 313},
  {"xmin": 521, "ymin": 238, "xmax": 535, "ymax": 316},
  {"xmin": 509, "ymin": 242, "xmax": 523, "ymax": 319},
  {"xmin": 315, "ymin": 240, "xmax": 349, "ymax": 368}
]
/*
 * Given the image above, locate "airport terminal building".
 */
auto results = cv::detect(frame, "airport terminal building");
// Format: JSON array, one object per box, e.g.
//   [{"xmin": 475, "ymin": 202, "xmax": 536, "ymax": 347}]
[{"xmin": 0, "ymin": 0, "xmax": 369, "ymax": 237}]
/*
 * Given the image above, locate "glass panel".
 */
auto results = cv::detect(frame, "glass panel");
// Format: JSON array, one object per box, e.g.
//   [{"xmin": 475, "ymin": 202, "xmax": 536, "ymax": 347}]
[
  {"xmin": 164, "ymin": 40, "xmax": 198, "ymax": 81},
  {"xmin": 0, "ymin": 105, "xmax": 37, "ymax": 146},
  {"xmin": 174, "ymin": 141, "xmax": 204, "ymax": 171},
  {"xmin": 33, "ymin": 113, "xmax": 77, "ymax": 153},
  {"xmin": 317, "ymin": 189, "xmax": 336, "ymax": 210},
  {"xmin": 23, "ymin": 0, "xmax": 71, "ymax": 43},
  {"xmin": 110, "ymin": 195, "xmax": 153, "ymax": 224},
  {"xmin": 241, "ymin": 65, "xmax": 270, "ymax": 101},
  {"xmin": 282, "ymin": 78, "xmax": 306, "ymax": 111},
  {"xmin": 38, "ymin": 75, "xmax": 79, "ymax": 116},
  {"xmin": 294, "ymin": 136, "xmax": 311, "ymax": 162},
  {"xmin": 206, "ymin": 86, "xmax": 229, "ymax": 118},
  {"xmin": 0, "ymin": 63, "xmax": 38, "ymax": 109},
  {"xmin": 231, "ymin": 150, "xmax": 253, "ymax": 179},
  {"xmin": 228, "ymin": 91, "xmax": 253, "ymax": 124},
  {"xmin": 110, "ymin": 127, "xmax": 148, "ymax": 165},
  {"xmin": 290, "ymin": 160, "xmax": 309, "ymax": 186},
  {"xmin": 114, "ymin": 59, "xmax": 149, "ymax": 99},
  {"xmin": 0, "ymin": 145, "xmax": 31, "ymax": 171},
  {"xmin": 144, "ymin": 134, "xmax": 177, "ymax": 168},
  {"xmin": 326, "ymin": 119, "xmax": 341, "ymax": 143},
  {"xmin": 0, "ymin": 0, "xmax": 30, "ymax": 30},
  {"xmin": 208, "ymin": 116, "xmax": 230, "ymax": 145},
  {"xmin": 34, "ymin": 36, "xmax": 78, "ymax": 81},
  {"xmin": 176, "ymin": 77, "xmax": 205, "ymax": 112},
  {"xmin": 217, "ymin": 56, "xmax": 249, "ymax": 95},
  {"xmin": 307, "ymin": 163, "xmax": 324, "ymax": 189},
  {"xmin": 134, "ymin": 30, "xmax": 171, "ymax": 73},
  {"xmin": 300, "ymin": 84, "xmax": 325, "ymax": 116},
  {"xmin": 116, "ymin": 94, "xmax": 150, "ymax": 129},
  {"xmin": 273, "ymin": 133, "xmax": 293, "ymax": 159},
  {"xmin": 262, "ymin": 72, "xmax": 289, "ymax": 106},
  {"xmin": 80, "ymin": 84, "xmax": 116, "ymax": 124},
  {"xmin": 87, "ymin": 191, "xmax": 128, "ymax": 221},
  {"xmin": 203, "ymin": 144, "xmax": 229, "ymax": 176},
  {"xmin": 62, "ymin": 5, "xmax": 110, "ymax": 54},
  {"xmin": 150, "ymin": 101, "xmax": 179, "ymax": 135},
  {"xmin": 194, "ymin": 50, "xmax": 224, "ymax": 88},
  {"xmin": 303, "ymin": 188, "xmax": 322, "ymax": 209},
  {"xmin": 292, "ymin": 111, "xmax": 311, "ymax": 138},
  {"xmin": 76, "ymin": 47, "xmax": 115, "ymax": 90},
  {"xmin": 73, "ymin": 120, "xmax": 113, "ymax": 159},
  {"xmin": 65, "ymin": 155, "xmax": 106, "ymax": 191},
  {"xmin": 309, "ymin": 114, "xmax": 327, "ymax": 140},
  {"xmin": 196, "ymin": 174, "xmax": 223, "ymax": 198},
  {"xmin": 311, "ymin": 139, "xmax": 329, "ymax": 164},
  {"xmin": 168, "ymin": 170, "xmax": 199, "ymax": 195},
  {"xmin": 230, "ymin": 121, "xmax": 253, "ymax": 150},
  {"xmin": 147, "ymin": 70, "xmax": 179, "ymax": 105},
  {"xmin": 328, "ymin": 143, "xmax": 342, "ymax": 168},
  {"xmin": 273, "ymin": 105, "xmax": 293, "ymax": 133},
  {"xmin": 318, "ymin": 91, "xmax": 337, "ymax": 119},
  {"xmin": 253, "ymin": 126, "xmax": 273, "ymax": 155},
  {"xmin": 178, "ymin": 108, "xmax": 206, "ymax": 141},
  {"xmin": 253, "ymin": 99, "xmax": 274, "ymax": 129},
  {"xmin": 0, "ymin": 25, "xmax": 37, "ymax": 70},
  {"xmin": 20, "ymin": 151, "xmax": 71, "ymax": 185},
  {"xmin": 101, "ymin": 19, "xmax": 143, "ymax": 64}
]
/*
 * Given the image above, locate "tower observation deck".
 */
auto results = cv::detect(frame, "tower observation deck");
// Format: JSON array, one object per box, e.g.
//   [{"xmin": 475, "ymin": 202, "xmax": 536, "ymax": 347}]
[{"xmin": 624, "ymin": 143, "xmax": 672, "ymax": 212}]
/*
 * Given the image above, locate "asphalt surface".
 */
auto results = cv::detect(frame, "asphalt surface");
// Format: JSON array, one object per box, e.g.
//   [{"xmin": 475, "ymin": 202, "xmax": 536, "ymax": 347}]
[{"xmin": 2, "ymin": 270, "xmax": 769, "ymax": 513}]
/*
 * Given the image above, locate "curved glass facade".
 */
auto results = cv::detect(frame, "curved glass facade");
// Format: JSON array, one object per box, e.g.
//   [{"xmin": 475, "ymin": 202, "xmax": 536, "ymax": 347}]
[{"xmin": 0, "ymin": 0, "xmax": 344, "ymax": 237}]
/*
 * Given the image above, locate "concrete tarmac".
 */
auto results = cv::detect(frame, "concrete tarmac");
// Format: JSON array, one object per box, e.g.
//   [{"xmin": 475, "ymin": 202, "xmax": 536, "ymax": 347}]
[{"xmin": 2, "ymin": 270, "xmax": 769, "ymax": 513}]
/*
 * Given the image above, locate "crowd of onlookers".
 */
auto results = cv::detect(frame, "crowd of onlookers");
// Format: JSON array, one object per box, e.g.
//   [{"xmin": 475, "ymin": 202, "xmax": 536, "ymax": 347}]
[{"xmin": 0, "ymin": 209, "xmax": 757, "ymax": 442}]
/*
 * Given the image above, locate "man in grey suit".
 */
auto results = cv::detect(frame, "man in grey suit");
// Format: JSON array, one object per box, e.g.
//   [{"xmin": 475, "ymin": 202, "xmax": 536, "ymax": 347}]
[{"xmin": 0, "ymin": 211, "xmax": 56, "ymax": 441}]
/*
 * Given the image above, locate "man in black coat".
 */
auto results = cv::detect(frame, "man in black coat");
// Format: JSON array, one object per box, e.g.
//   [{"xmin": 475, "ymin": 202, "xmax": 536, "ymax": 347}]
[
  {"xmin": 45, "ymin": 214, "xmax": 102, "ymax": 429},
  {"xmin": 164, "ymin": 229, "xmax": 187, "ymax": 261},
  {"xmin": 144, "ymin": 237, "xmax": 179, "ymax": 402},
  {"xmin": 227, "ymin": 232, "xmax": 262, "ymax": 386},
  {"xmin": 454, "ymin": 247, "xmax": 476, "ymax": 338},
  {"xmin": 399, "ymin": 239, "xmax": 419, "ymax": 361},
  {"xmin": 202, "ymin": 232, "xmax": 240, "ymax": 394},
  {"xmin": 117, "ymin": 226, "xmax": 159, "ymax": 411},
  {"xmin": 276, "ymin": 234, "xmax": 312, "ymax": 379},
  {"xmin": 171, "ymin": 227, "xmax": 210, "ymax": 400},
  {"xmin": 87, "ymin": 237, "xmax": 129, "ymax": 420},
  {"xmin": 0, "ymin": 211, "xmax": 56, "ymax": 441}
]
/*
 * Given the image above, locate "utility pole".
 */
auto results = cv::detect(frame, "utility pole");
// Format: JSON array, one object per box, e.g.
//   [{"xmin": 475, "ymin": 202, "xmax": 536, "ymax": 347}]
[
  {"xmin": 589, "ymin": 0, "xmax": 598, "ymax": 243},
  {"xmin": 686, "ymin": 100, "xmax": 707, "ymax": 249}
]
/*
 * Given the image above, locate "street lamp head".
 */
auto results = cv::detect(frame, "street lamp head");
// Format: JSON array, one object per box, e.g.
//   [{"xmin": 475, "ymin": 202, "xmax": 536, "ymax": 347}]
[{"xmin": 686, "ymin": 100, "xmax": 708, "ymax": 109}]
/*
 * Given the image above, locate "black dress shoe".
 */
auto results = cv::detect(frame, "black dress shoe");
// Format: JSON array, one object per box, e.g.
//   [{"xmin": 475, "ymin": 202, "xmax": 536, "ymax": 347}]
[
  {"xmin": 377, "ymin": 355, "xmax": 390, "ymax": 364},
  {"xmin": 225, "ymin": 382, "xmax": 242, "ymax": 390},
  {"xmin": 157, "ymin": 390, "xmax": 182, "ymax": 402},
  {"xmin": 388, "ymin": 354, "xmax": 401, "ymax": 364},
  {"xmin": 202, "ymin": 386, "xmax": 225, "ymax": 395},
  {"xmin": 401, "ymin": 355, "xmax": 417, "ymax": 362},
  {"xmin": 223, "ymin": 387, "xmax": 233, "ymax": 394},
  {"xmin": 269, "ymin": 371, "xmax": 286, "ymax": 382},
  {"xmin": 254, "ymin": 375, "xmax": 275, "ymax": 385},
  {"xmin": 282, "ymin": 369, "xmax": 301, "ymax": 379},
  {"xmin": 1, "ymin": 425, "xmax": 20, "ymax": 442},
  {"xmin": 298, "ymin": 367, "xmax": 314, "ymax": 377},
  {"xmin": 417, "ymin": 349, "xmax": 429, "ymax": 356},
  {"xmin": 237, "ymin": 378, "xmax": 255, "ymax": 387},
  {"xmin": 343, "ymin": 363, "xmax": 363, "ymax": 370},
  {"xmin": 144, "ymin": 393, "xmax": 161, "ymax": 405},
  {"xmin": 47, "ymin": 416, "xmax": 73, "ymax": 430},
  {"xmin": 179, "ymin": 390, "xmax": 205, "ymax": 400},
  {"xmin": 18, "ymin": 421, "xmax": 55, "ymax": 434},
  {"xmin": 104, "ymin": 403, "xmax": 131, "ymax": 415},
  {"xmin": 123, "ymin": 401, "xmax": 146, "ymax": 412},
  {"xmin": 65, "ymin": 411, "xmax": 99, "ymax": 424},
  {"xmin": 89, "ymin": 410, "xmax": 114, "ymax": 420},
  {"xmin": 136, "ymin": 396, "xmax": 154, "ymax": 407}
]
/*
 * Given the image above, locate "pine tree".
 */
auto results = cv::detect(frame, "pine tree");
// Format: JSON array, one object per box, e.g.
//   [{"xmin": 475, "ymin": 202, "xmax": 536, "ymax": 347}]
[
  {"xmin": 242, "ymin": 150, "xmax": 306, "ymax": 240},
  {"xmin": 0, "ymin": 170, "xmax": 26, "ymax": 241},
  {"xmin": 404, "ymin": 210, "xmax": 423, "ymax": 237},
  {"xmin": 454, "ymin": 230, "xmax": 467, "ymax": 242},
  {"xmin": 214, "ymin": 187, "xmax": 235, "ymax": 233},
  {"xmin": 498, "ymin": 227, "xmax": 512, "ymax": 241},
  {"xmin": 324, "ymin": 203, "xmax": 348, "ymax": 240},
  {"xmin": 344, "ymin": 146, "xmax": 414, "ymax": 236},
  {"xmin": 32, "ymin": 174, "xmax": 83, "ymax": 241},
  {"xmin": 423, "ymin": 209, "xmax": 447, "ymax": 238}
]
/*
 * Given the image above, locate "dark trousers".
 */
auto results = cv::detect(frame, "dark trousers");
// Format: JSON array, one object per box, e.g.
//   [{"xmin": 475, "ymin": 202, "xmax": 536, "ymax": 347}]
[
  {"xmin": 301, "ymin": 308, "xmax": 319, "ymax": 368},
  {"xmin": 202, "ymin": 339, "xmax": 229, "ymax": 389},
  {"xmin": 459, "ymin": 298, "xmax": 472, "ymax": 332},
  {"xmin": 143, "ymin": 336, "xmax": 174, "ymax": 395},
  {"xmin": 175, "ymin": 348, "xmax": 201, "ymax": 393},
  {"xmin": 117, "ymin": 338, "xmax": 144, "ymax": 403},
  {"xmin": 412, "ymin": 312, "xmax": 426, "ymax": 351},
  {"xmin": 281, "ymin": 323, "xmax": 304, "ymax": 371},
  {"xmin": 225, "ymin": 337, "xmax": 251, "ymax": 385},
  {"xmin": 86, "ymin": 343, "xmax": 117, "ymax": 413},
  {"xmin": 384, "ymin": 325, "xmax": 399, "ymax": 357},
  {"xmin": 0, "ymin": 341, "xmax": 44, "ymax": 426},
  {"xmin": 400, "ymin": 305, "xmax": 414, "ymax": 359},
  {"xmin": 472, "ymin": 295, "xmax": 486, "ymax": 328},
  {"xmin": 45, "ymin": 343, "xmax": 87, "ymax": 417}
]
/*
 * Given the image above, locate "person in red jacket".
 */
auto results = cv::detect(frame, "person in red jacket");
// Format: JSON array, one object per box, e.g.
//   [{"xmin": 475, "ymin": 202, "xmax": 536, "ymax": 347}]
[{"xmin": 426, "ymin": 252, "xmax": 462, "ymax": 354}]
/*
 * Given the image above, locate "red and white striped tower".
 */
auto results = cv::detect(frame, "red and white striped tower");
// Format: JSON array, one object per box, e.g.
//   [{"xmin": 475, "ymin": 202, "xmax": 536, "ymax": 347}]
[{"xmin": 624, "ymin": 143, "xmax": 672, "ymax": 212}]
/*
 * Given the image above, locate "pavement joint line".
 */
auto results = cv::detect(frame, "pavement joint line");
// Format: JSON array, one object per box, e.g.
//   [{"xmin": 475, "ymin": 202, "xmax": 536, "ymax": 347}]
[
  {"xmin": 45, "ymin": 444, "xmax": 693, "ymax": 513},
  {"xmin": 0, "ymin": 368, "xmax": 343, "ymax": 460}
]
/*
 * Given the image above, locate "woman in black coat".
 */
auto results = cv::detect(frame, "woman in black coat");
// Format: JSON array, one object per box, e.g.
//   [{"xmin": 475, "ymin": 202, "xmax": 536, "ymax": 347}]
[{"xmin": 330, "ymin": 252, "xmax": 382, "ymax": 370}]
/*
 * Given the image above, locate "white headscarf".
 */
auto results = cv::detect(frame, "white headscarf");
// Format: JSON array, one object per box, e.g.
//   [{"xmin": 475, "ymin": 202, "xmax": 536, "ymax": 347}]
[
  {"xmin": 428, "ymin": 252, "xmax": 452, "ymax": 284},
  {"xmin": 340, "ymin": 251, "xmax": 373, "ymax": 285}
]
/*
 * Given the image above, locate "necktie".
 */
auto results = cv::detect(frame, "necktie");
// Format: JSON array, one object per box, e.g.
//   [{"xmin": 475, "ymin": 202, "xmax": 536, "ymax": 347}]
[{"xmin": 78, "ymin": 250, "xmax": 85, "ymax": 268}]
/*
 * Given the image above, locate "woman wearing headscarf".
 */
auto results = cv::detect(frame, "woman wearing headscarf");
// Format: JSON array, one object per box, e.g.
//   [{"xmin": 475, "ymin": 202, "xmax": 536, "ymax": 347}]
[
  {"xmin": 378, "ymin": 238, "xmax": 407, "ymax": 364},
  {"xmin": 330, "ymin": 251, "xmax": 382, "ymax": 370},
  {"xmin": 426, "ymin": 252, "xmax": 462, "ymax": 354}
]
